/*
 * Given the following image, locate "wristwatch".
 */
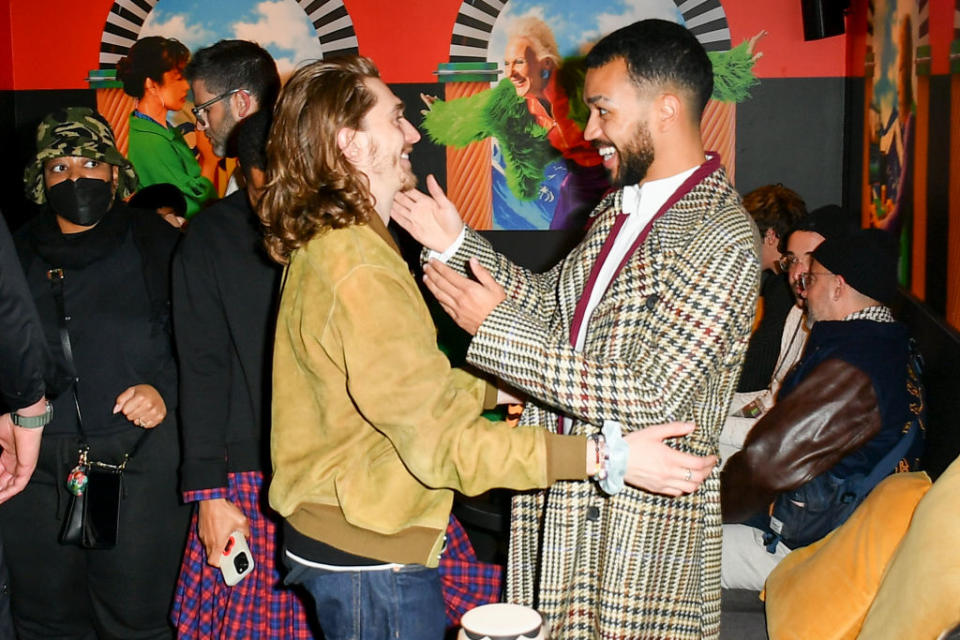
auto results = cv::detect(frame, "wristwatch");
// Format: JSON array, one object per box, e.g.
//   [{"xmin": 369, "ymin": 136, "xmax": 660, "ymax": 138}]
[{"xmin": 11, "ymin": 401, "xmax": 53, "ymax": 429}]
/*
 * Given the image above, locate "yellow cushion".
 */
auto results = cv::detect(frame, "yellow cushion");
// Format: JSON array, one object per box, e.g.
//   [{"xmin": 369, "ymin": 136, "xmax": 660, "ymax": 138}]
[
  {"xmin": 858, "ymin": 456, "xmax": 960, "ymax": 639},
  {"xmin": 763, "ymin": 471, "xmax": 932, "ymax": 640}
]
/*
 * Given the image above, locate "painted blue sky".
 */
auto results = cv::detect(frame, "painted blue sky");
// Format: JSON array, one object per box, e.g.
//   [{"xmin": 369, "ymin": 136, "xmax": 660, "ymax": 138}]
[
  {"xmin": 140, "ymin": 0, "xmax": 322, "ymax": 78},
  {"xmin": 488, "ymin": 0, "xmax": 683, "ymax": 66}
]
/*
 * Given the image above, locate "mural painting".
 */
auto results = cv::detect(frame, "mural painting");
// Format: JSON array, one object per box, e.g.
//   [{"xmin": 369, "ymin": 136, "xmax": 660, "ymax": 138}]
[
  {"xmin": 92, "ymin": 0, "xmax": 347, "ymax": 194},
  {"xmin": 866, "ymin": 0, "xmax": 920, "ymax": 285},
  {"xmin": 423, "ymin": 0, "xmax": 763, "ymax": 230}
]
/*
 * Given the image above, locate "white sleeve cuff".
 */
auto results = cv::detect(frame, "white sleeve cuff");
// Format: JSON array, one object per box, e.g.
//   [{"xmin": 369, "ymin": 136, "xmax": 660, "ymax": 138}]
[{"xmin": 427, "ymin": 225, "xmax": 467, "ymax": 263}]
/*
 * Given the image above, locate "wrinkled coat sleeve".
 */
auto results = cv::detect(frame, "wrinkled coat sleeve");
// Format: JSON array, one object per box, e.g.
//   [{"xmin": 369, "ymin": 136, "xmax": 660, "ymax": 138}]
[
  {"xmin": 0, "ymin": 214, "xmax": 49, "ymax": 411},
  {"xmin": 720, "ymin": 358, "xmax": 883, "ymax": 523},
  {"xmin": 450, "ymin": 221, "xmax": 759, "ymax": 429}
]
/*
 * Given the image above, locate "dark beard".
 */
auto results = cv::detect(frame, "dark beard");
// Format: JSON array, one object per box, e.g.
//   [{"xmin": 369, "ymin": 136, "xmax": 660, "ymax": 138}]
[{"xmin": 613, "ymin": 121, "xmax": 655, "ymax": 187}]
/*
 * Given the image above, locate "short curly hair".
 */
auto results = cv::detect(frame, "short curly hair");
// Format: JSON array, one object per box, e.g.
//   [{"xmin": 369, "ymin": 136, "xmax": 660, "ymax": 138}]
[{"xmin": 741, "ymin": 184, "xmax": 807, "ymax": 240}]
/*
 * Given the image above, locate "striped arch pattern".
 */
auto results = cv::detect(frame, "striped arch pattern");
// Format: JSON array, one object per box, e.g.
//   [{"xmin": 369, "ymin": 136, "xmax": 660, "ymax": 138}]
[
  {"xmin": 447, "ymin": 0, "xmax": 732, "ymax": 62},
  {"xmin": 918, "ymin": 0, "xmax": 929, "ymax": 47},
  {"xmin": 97, "ymin": 0, "xmax": 358, "ymax": 69}
]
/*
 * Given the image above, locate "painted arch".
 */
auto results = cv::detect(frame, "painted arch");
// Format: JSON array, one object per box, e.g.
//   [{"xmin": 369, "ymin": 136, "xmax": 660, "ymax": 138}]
[{"xmin": 97, "ymin": 0, "xmax": 359, "ymax": 68}]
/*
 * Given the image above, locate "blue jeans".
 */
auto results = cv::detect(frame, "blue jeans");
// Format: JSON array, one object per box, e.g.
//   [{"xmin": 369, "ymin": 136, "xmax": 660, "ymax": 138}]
[{"xmin": 284, "ymin": 560, "xmax": 445, "ymax": 640}]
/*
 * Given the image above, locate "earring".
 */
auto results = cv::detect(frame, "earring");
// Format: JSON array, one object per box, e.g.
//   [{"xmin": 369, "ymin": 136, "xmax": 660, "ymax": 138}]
[{"xmin": 541, "ymin": 69, "xmax": 550, "ymax": 80}]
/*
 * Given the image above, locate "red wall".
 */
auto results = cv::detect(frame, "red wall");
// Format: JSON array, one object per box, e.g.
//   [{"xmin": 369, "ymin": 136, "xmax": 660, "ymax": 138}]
[
  {"xmin": 0, "ymin": 0, "xmax": 954, "ymax": 90},
  {"xmin": 0, "ymin": 0, "xmax": 14, "ymax": 89}
]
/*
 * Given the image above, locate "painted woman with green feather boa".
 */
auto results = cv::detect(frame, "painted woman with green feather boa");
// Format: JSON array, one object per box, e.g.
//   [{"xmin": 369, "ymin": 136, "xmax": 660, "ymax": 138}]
[{"xmin": 421, "ymin": 17, "xmax": 762, "ymax": 230}]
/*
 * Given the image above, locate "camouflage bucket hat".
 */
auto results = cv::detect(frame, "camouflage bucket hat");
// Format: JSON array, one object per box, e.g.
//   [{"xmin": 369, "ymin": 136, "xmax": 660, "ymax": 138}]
[{"xmin": 24, "ymin": 106, "xmax": 139, "ymax": 205}]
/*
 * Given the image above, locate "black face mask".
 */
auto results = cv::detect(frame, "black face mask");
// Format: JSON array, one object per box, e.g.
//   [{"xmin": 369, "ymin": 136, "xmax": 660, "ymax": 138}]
[{"xmin": 46, "ymin": 178, "xmax": 114, "ymax": 227}]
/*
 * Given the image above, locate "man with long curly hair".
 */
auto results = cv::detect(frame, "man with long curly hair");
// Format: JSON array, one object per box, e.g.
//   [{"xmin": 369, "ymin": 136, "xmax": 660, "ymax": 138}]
[{"xmin": 257, "ymin": 56, "xmax": 705, "ymax": 639}]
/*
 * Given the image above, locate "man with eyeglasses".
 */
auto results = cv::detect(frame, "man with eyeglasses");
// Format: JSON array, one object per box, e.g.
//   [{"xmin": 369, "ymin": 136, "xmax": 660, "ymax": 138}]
[
  {"xmin": 720, "ymin": 185, "xmax": 808, "ymax": 462},
  {"xmin": 776, "ymin": 204, "xmax": 855, "ymax": 307},
  {"xmin": 719, "ymin": 227, "xmax": 925, "ymax": 591},
  {"xmin": 185, "ymin": 40, "xmax": 280, "ymax": 162}
]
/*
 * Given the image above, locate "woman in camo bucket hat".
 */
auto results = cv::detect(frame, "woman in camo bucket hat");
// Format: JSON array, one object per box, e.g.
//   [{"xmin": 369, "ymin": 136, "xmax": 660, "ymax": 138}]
[
  {"xmin": 1, "ymin": 105, "xmax": 190, "ymax": 638},
  {"xmin": 23, "ymin": 106, "xmax": 138, "ymax": 207}
]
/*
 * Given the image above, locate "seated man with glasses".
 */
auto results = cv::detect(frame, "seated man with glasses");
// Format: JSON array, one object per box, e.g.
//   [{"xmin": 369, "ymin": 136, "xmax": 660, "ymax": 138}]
[
  {"xmin": 719, "ymin": 227, "xmax": 926, "ymax": 590},
  {"xmin": 720, "ymin": 186, "xmax": 806, "ymax": 462},
  {"xmin": 720, "ymin": 203, "xmax": 854, "ymax": 463}
]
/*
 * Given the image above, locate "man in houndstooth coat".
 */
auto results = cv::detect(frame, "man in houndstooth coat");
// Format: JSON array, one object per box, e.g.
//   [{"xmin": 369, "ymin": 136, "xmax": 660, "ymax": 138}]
[{"xmin": 394, "ymin": 20, "xmax": 761, "ymax": 639}]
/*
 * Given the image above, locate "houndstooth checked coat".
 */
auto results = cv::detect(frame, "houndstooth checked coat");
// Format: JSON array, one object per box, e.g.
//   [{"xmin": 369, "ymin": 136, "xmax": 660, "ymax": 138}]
[{"xmin": 445, "ymin": 156, "xmax": 760, "ymax": 639}]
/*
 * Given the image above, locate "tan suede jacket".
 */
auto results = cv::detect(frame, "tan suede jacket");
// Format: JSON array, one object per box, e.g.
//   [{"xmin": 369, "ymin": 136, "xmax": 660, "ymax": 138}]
[{"xmin": 268, "ymin": 215, "xmax": 586, "ymax": 567}]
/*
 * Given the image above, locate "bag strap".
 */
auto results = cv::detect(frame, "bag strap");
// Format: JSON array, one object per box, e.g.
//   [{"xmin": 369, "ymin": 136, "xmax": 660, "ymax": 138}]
[
  {"xmin": 47, "ymin": 267, "xmax": 85, "ymax": 439},
  {"xmin": 47, "ymin": 267, "xmax": 150, "ymax": 463}
]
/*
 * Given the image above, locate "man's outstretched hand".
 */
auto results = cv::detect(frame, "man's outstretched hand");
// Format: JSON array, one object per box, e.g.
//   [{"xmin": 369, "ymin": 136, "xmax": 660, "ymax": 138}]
[
  {"xmin": 392, "ymin": 175, "xmax": 464, "ymax": 253},
  {"xmin": 423, "ymin": 258, "xmax": 505, "ymax": 335}
]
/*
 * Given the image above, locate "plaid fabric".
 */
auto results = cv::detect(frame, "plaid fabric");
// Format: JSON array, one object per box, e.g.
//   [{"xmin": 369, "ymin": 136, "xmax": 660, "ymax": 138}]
[
  {"xmin": 171, "ymin": 471, "xmax": 313, "ymax": 639},
  {"xmin": 446, "ymin": 159, "xmax": 761, "ymax": 639},
  {"xmin": 438, "ymin": 514, "xmax": 503, "ymax": 628},
  {"xmin": 183, "ymin": 487, "xmax": 229, "ymax": 503}
]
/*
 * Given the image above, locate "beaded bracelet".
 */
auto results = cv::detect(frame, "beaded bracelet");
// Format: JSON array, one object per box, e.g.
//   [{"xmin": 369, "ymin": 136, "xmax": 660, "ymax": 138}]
[{"xmin": 587, "ymin": 433, "xmax": 608, "ymax": 482}]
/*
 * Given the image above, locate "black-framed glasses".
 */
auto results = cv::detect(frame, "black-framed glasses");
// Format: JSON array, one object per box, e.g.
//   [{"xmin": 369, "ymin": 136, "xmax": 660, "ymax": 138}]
[{"xmin": 191, "ymin": 89, "xmax": 242, "ymax": 127}]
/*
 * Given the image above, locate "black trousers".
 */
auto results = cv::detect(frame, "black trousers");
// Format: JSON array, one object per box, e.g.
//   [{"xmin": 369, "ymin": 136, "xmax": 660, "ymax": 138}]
[
  {"xmin": 0, "ymin": 535, "xmax": 15, "ymax": 640},
  {"xmin": 0, "ymin": 423, "xmax": 190, "ymax": 639}
]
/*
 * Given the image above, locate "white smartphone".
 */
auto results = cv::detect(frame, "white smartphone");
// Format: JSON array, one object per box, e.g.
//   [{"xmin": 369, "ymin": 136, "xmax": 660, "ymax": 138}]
[{"xmin": 220, "ymin": 530, "xmax": 255, "ymax": 586}]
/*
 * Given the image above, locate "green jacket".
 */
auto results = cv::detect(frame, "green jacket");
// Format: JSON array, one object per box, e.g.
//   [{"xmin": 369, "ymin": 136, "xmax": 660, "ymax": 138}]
[
  {"xmin": 268, "ymin": 213, "xmax": 586, "ymax": 567},
  {"xmin": 127, "ymin": 113, "xmax": 216, "ymax": 218}
]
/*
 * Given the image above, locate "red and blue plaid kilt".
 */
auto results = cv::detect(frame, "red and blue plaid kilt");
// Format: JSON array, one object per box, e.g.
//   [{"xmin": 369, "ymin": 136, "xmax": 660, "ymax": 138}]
[
  {"xmin": 438, "ymin": 515, "xmax": 503, "ymax": 628},
  {"xmin": 171, "ymin": 471, "xmax": 313, "ymax": 639}
]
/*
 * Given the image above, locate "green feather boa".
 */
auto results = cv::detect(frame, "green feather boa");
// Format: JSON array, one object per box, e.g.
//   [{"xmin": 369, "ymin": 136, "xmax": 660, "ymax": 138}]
[
  {"xmin": 708, "ymin": 40, "xmax": 761, "ymax": 103},
  {"xmin": 421, "ymin": 79, "xmax": 558, "ymax": 201}
]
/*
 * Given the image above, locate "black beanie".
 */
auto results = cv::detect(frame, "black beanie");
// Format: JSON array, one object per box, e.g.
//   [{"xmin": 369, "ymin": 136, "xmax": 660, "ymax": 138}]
[
  {"xmin": 811, "ymin": 228, "xmax": 899, "ymax": 305},
  {"xmin": 792, "ymin": 204, "xmax": 857, "ymax": 241}
]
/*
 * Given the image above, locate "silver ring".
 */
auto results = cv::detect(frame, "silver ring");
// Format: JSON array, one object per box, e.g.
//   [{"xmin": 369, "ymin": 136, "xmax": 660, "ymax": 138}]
[{"xmin": 684, "ymin": 468, "xmax": 692, "ymax": 482}]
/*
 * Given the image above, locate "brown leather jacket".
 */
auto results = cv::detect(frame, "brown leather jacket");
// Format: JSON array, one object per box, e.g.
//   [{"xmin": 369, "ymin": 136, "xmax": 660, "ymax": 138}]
[{"xmin": 721, "ymin": 358, "xmax": 882, "ymax": 523}]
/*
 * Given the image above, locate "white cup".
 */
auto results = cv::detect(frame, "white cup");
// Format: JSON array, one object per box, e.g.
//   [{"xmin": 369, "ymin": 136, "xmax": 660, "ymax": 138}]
[{"xmin": 458, "ymin": 603, "xmax": 546, "ymax": 640}]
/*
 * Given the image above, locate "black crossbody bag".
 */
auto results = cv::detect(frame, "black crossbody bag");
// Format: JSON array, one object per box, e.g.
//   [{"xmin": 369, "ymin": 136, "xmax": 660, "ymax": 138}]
[{"xmin": 48, "ymin": 267, "xmax": 150, "ymax": 549}]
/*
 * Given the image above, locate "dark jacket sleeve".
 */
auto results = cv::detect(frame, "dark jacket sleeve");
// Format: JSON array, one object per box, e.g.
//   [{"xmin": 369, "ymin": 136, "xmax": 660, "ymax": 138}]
[
  {"xmin": 0, "ymin": 213, "xmax": 49, "ymax": 411},
  {"xmin": 171, "ymin": 225, "xmax": 230, "ymax": 492},
  {"xmin": 131, "ymin": 208, "xmax": 180, "ymax": 412},
  {"xmin": 721, "ymin": 358, "xmax": 883, "ymax": 523}
]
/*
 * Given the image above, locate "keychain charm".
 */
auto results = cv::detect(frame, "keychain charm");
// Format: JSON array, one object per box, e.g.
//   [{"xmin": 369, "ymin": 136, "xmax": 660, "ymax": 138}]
[
  {"xmin": 66, "ymin": 466, "xmax": 88, "ymax": 496},
  {"xmin": 65, "ymin": 447, "xmax": 89, "ymax": 496}
]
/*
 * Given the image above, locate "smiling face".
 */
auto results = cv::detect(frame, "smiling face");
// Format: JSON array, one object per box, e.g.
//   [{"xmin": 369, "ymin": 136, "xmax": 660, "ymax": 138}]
[
  {"xmin": 582, "ymin": 57, "xmax": 656, "ymax": 186},
  {"xmin": 504, "ymin": 37, "xmax": 548, "ymax": 98},
  {"xmin": 353, "ymin": 77, "xmax": 421, "ymax": 206}
]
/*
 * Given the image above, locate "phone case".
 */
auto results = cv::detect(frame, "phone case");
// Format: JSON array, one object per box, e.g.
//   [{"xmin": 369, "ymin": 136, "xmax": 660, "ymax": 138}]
[{"xmin": 220, "ymin": 530, "xmax": 254, "ymax": 586}]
